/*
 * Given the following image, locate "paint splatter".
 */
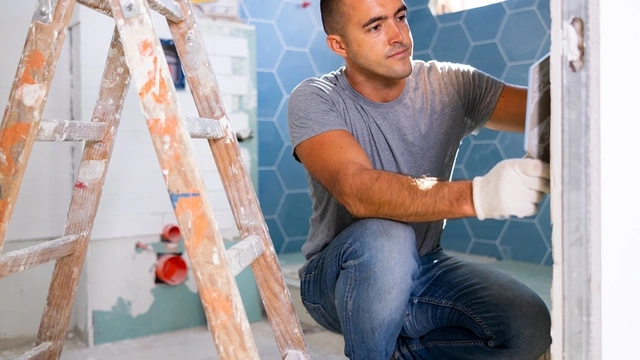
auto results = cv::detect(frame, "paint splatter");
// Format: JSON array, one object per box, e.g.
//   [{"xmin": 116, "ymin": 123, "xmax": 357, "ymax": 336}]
[
  {"xmin": 77, "ymin": 160, "xmax": 106, "ymax": 183},
  {"xmin": 75, "ymin": 181, "xmax": 87, "ymax": 189},
  {"xmin": 169, "ymin": 191, "xmax": 201, "ymax": 209}
]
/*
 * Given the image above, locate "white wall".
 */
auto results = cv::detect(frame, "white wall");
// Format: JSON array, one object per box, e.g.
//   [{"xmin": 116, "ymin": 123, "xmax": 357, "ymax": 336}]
[
  {"xmin": 1, "ymin": 2, "xmax": 254, "ymax": 347},
  {"xmin": 600, "ymin": 0, "xmax": 640, "ymax": 358},
  {"xmin": 0, "ymin": 2, "xmax": 79, "ymax": 347},
  {"xmin": 2, "ymin": 4, "xmax": 77, "ymax": 243},
  {"xmin": 76, "ymin": 8, "xmax": 244, "ymax": 242}
]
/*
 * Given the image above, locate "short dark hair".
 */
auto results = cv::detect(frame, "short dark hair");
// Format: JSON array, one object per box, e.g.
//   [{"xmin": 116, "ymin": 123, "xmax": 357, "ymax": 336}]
[{"xmin": 320, "ymin": 0, "xmax": 344, "ymax": 35}]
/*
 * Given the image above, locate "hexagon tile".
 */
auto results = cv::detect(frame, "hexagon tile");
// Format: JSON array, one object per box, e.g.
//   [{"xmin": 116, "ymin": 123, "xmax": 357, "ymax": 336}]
[
  {"xmin": 244, "ymin": 0, "xmax": 553, "ymax": 265},
  {"xmin": 240, "ymin": 0, "xmax": 344, "ymax": 255}
]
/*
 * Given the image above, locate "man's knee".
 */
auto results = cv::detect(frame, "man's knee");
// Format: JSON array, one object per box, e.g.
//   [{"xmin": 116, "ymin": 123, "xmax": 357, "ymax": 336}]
[
  {"xmin": 347, "ymin": 219, "xmax": 417, "ymax": 260},
  {"xmin": 339, "ymin": 219, "xmax": 419, "ymax": 293},
  {"xmin": 505, "ymin": 293, "xmax": 551, "ymax": 358}
]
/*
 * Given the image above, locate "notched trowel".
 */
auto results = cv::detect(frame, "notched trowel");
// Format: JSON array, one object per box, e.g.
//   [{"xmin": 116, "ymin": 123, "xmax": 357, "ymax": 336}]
[{"xmin": 525, "ymin": 53, "xmax": 551, "ymax": 163}]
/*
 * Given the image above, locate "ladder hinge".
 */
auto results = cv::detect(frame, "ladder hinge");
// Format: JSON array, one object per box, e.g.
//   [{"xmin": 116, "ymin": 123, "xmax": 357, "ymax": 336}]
[
  {"xmin": 120, "ymin": 0, "xmax": 143, "ymax": 18},
  {"xmin": 34, "ymin": 0, "xmax": 59, "ymax": 24}
]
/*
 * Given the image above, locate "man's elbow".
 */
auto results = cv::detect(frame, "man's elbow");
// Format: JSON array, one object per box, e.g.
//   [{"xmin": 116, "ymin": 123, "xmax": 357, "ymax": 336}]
[
  {"xmin": 341, "ymin": 195, "xmax": 368, "ymax": 218},
  {"xmin": 334, "ymin": 181, "xmax": 370, "ymax": 218}
]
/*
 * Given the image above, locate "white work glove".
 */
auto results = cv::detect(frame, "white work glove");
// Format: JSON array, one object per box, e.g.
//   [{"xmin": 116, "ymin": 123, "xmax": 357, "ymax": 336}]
[{"xmin": 472, "ymin": 159, "xmax": 550, "ymax": 220}]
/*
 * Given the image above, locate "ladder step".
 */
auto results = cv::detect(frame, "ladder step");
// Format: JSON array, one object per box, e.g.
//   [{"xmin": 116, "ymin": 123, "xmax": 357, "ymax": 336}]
[
  {"xmin": 37, "ymin": 118, "xmax": 223, "ymax": 141},
  {"xmin": 14, "ymin": 342, "xmax": 51, "ymax": 360},
  {"xmin": 76, "ymin": 0, "xmax": 184, "ymax": 23},
  {"xmin": 37, "ymin": 119, "xmax": 108, "ymax": 142},
  {"xmin": 184, "ymin": 116, "xmax": 225, "ymax": 139},
  {"xmin": 285, "ymin": 350, "xmax": 309, "ymax": 360},
  {"xmin": 0, "ymin": 235, "xmax": 79, "ymax": 279},
  {"xmin": 226, "ymin": 235, "xmax": 265, "ymax": 277},
  {"xmin": 148, "ymin": 0, "xmax": 184, "ymax": 23}
]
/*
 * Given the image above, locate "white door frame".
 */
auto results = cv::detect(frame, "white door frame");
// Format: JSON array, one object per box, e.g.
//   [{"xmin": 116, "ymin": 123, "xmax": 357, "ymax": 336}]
[{"xmin": 550, "ymin": 0, "xmax": 601, "ymax": 358}]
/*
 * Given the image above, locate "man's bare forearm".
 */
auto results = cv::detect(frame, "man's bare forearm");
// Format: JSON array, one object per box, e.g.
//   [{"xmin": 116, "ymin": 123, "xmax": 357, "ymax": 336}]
[{"xmin": 335, "ymin": 167, "xmax": 476, "ymax": 222}]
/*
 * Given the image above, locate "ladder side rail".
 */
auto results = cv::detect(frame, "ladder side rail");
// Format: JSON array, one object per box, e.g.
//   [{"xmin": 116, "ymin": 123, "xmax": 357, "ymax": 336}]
[
  {"xmin": 0, "ymin": 0, "xmax": 77, "ymax": 252},
  {"xmin": 77, "ymin": 0, "xmax": 184, "ymax": 23},
  {"xmin": 106, "ymin": 0, "xmax": 260, "ymax": 358},
  {"xmin": 167, "ymin": 2, "xmax": 310, "ymax": 358},
  {"xmin": 76, "ymin": 0, "xmax": 113, "ymax": 16},
  {"xmin": 36, "ymin": 29, "xmax": 131, "ymax": 360}
]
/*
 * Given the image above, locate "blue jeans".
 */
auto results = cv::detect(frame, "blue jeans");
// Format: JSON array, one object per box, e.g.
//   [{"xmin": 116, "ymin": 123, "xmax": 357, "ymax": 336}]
[{"xmin": 300, "ymin": 219, "xmax": 551, "ymax": 360}]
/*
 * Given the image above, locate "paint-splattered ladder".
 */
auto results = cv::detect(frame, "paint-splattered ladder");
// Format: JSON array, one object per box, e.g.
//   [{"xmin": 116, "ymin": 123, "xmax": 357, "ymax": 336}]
[{"xmin": 0, "ymin": 1, "xmax": 309, "ymax": 359}]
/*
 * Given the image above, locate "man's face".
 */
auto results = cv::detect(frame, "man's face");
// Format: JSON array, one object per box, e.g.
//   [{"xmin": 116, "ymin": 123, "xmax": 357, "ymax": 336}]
[{"xmin": 338, "ymin": 0, "xmax": 413, "ymax": 80}]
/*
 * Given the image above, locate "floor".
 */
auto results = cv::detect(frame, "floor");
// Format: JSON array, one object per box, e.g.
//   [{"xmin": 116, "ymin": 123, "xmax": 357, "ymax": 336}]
[
  {"xmin": 1, "ymin": 253, "xmax": 552, "ymax": 360},
  {"xmin": 0, "ymin": 322, "xmax": 347, "ymax": 360}
]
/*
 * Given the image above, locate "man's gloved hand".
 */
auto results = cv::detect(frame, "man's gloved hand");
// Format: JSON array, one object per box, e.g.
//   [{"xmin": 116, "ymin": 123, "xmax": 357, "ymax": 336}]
[{"xmin": 472, "ymin": 159, "xmax": 550, "ymax": 220}]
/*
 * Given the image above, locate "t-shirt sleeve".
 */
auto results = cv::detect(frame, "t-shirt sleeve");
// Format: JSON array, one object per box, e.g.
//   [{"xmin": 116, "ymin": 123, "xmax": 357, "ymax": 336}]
[
  {"xmin": 288, "ymin": 79, "xmax": 350, "ymax": 161},
  {"xmin": 442, "ymin": 63, "xmax": 505, "ymax": 135}
]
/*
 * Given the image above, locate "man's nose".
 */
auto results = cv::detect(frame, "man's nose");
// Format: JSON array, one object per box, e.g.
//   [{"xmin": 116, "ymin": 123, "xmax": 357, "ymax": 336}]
[{"xmin": 387, "ymin": 22, "xmax": 406, "ymax": 44}]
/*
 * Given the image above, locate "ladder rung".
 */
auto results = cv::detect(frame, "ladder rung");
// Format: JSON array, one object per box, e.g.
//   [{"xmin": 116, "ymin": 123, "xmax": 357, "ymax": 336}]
[
  {"xmin": 37, "ymin": 119, "xmax": 108, "ymax": 142},
  {"xmin": 226, "ymin": 235, "xmax": 265, "ymax": 276},
  {"xmin": 185, "ymin": 117, "xmax": 225, "ymax": 139},
  {"xmin": 76, "ymin": 0, "xmax": 184, "ymax": 23},
  {"xmin": 285, "ymin": 350, "xmax": 309, "ymax": 360},
  {"xmin": 148, "ymin": 0, "xmax": 184, "ymax": 23},
  {"xmin": 37, "ymin": 118, "xmax": 223, "ymax": 141},
  {"xmin": 14, "ymin": 342, "xmax": 51, "ymax": 360},
  {"xmin": 0, "ymin": 235, "xmax": 79, "ymax": 279}
]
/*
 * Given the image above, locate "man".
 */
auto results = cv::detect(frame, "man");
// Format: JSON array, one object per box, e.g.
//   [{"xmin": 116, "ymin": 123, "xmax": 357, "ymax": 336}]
[{"xmin": 287, "ymin": 0, "xmax": 551, "ymax": 359}]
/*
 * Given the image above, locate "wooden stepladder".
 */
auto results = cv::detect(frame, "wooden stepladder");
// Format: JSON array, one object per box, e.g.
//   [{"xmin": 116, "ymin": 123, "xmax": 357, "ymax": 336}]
[{"xmin": 0, "ymin": 0, "xmax": 310, "ymax": 359}]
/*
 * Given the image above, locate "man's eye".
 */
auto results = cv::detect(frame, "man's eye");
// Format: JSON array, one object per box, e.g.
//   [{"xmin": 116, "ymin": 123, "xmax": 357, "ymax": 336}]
[
  {"xmin": 370, "ymin": 25, "xmax": 381, "ymax": 32},
  {"xmin": 398, "ymin": 14, "xmax": 407, "ymax": 21}
]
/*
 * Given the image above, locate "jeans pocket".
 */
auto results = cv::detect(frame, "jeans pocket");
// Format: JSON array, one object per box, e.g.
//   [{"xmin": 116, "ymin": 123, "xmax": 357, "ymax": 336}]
[{"xmin": 302, "ymin": 300, "xmax": 342, "ymax": 333}]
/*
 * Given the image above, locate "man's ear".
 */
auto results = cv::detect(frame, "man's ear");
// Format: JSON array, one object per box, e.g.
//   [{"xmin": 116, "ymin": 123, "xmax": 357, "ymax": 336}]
[{"xmin": 327, "ymin": 34, "xmax": 348, "ymax": 58}]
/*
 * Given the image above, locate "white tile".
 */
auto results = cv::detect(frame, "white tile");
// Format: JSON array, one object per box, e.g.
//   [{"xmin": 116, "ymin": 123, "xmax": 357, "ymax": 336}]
[
  {"xmin": 91, "ymin": 214, "xmax": 164, "ymax": 240},
  {"xmin": 208, "ymin": 56, "xmax": 234, "ymax": 75},
  {"xmin": 202, "ymin": 35, "xmax": 249, "ymax": 58},
  {"xmin": 217, "ymin": 75, "xmax": 249, "ymax": 96}
]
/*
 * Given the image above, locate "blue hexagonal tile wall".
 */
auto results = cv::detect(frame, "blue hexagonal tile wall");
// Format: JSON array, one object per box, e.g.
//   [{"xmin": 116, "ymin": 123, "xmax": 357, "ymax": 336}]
[
  {"xmin": 266, "ymin": 218, "xmax": 285, "ymax": 252},
  {"xmin": 309, "ymin": 30, "xmax": 345, "ymax": 75},
  {"xmin": 503, "ymin": 0, "xmax": 537, "ymax": 10},
  {"xmin": 247, "ymin": 0, "xmax": 553, "ymax": 264},
  {"xmin": 432, "ymin": 24, "xmax": 470, "ymax": 63},
  {"xmin": 499, "ymin": 10, "xmax": 547, "ymax": 63},
  {"xmin": 500, "ymin": 221, "xmax": 549, "ymax": 264},
  {"xmin": 497, "ymin": 132, "xmax": 527, "ymax": 158},
  {"xmin": 252, "ymin": 21, "xmax": 283, "ymax": 70},
  {"xmin": 537, "ymin": 0, "xmax": 551, "ymax": 30},
  {"xmin": 472, "ymin": 128, "xmax": 500, "ymax": 142},
  {"xmin": 405, "ymin": 0, "xmax": 429, "ymax": 9},
  {"xmin": 408, "ymin": 7, "xmax": 437, "ymax": 52},
  {"xmin": 276, "ymin": 50, "xmax": 315, "ymax": 94},
  {"xmin": 275, "ymin": 99, "xmax": 290, "ymax": 141},
  {"xmin": 257, "ymin": 71, "xmax": 283, "ymax": 118},
  {"xmin": 276, "ymin": 2, "xmax": 316, "ymax": 48},
  {"xmin": 463, "ymin": 143, "xmax": 504, "ymax": 179},
  {"xmin": 277, "ymin": 145, "xmax": 309, "ymax": 191},
  {"xmin": 467, "ymin": 218, "xmax": 506, "ymax": 241},
  {"xmin": 278, "ymin": 193, "xmax": 313, "ymax": 238},
  {"xmin": 259, "ymin": 169, "xmax": 285, "ymax": 216},
  {"xmin": 243, "ymin": 0, "xmax": 281, "ymax": 20},
  {"xmin": 467, "ymin": 43, "xmax": 507, "ymax": 78},
  {"xmin": 435, "ymin": 11, "xmax": 465, "ymax": 25},
  {"xmin": 503, "ymin": 62, "xmax": 534, "ymax": 86},
  {"xmin": 469, "ymin": 241, "xmax": 504, "ymax": 260},
  {"xmin": 463, "ymin": 3, "xmax": 506, "ymax": 42},
  {"xmin": 258, "ymin": 120, "xmax": 284, "ymax": 167},
  {"xmin": 441, "ymin": 219, "xmax": 472, "ymax": 253}
]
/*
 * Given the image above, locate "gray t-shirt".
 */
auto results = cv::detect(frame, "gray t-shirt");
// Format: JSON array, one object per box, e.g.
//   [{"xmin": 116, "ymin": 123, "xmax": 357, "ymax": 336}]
[{"xmin": 288, "ymin": 60, "xmax": 504, "ymax": 260}]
